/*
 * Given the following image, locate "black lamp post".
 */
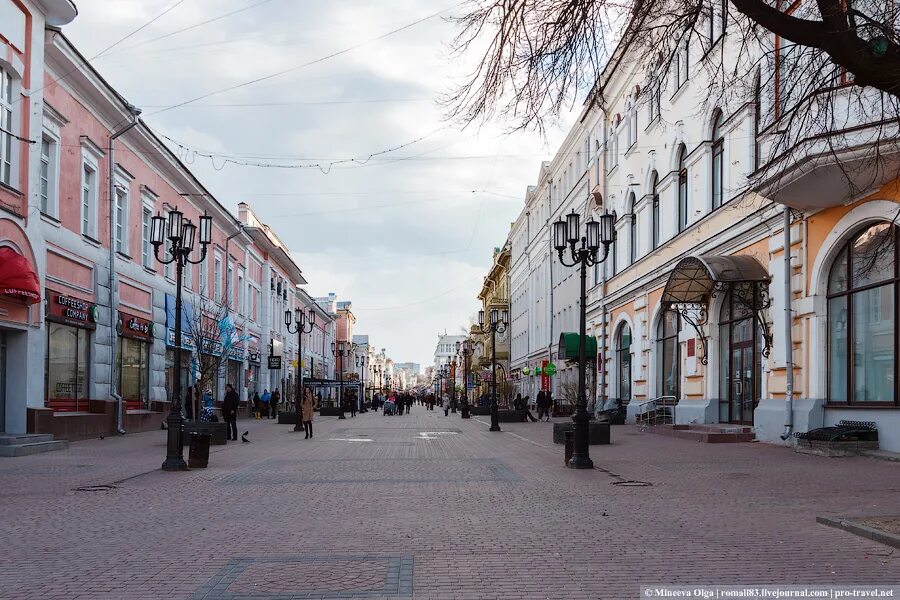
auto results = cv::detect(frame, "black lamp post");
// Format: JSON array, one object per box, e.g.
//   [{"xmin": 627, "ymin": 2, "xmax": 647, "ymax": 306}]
[
  {"xmin": 457, "ymin": 339, "xmax": 472, "ymax": 418},
  {"xmin": 450, "ymin": 357, "xmax": 458, "ymax": 413},
  {"xmin": 476, "ymin": 308, "xmax": 507, "ymax": 432},
  {"xmin": 151, "ymin": 208, "xmax": 212, "ymax": 471},
  {"xmin": 332, "ymin": 341, "xmax": 348, "ymax": 419},
  {"xmin": 285, "ymin": 306, "xmax": 315, "ymax": 432},
  {"xmin": 356, "ymin": 354, "xmax": 367, "ymax": 412},
  {"xmin": 553, "ymin": 209, "xmax": 616, "ymax": 469}
]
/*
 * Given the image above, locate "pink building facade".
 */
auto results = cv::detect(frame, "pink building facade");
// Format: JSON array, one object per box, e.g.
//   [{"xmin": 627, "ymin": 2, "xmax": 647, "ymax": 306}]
[{"xmin": 0, "ymin": 18, "xmax": 322, "ymax": 440}]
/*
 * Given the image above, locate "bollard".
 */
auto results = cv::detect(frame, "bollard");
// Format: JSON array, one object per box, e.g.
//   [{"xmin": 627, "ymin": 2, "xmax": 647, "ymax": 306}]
[{"xmin": 564, "ymin": 430, "xmax": 574, "ymax": 466}]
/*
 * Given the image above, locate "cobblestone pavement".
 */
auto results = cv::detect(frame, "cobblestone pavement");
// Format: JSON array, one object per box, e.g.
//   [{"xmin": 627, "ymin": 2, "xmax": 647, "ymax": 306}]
[{"xmin": 1, "ymin": 408, "xmax": 898, "ymax": 599}]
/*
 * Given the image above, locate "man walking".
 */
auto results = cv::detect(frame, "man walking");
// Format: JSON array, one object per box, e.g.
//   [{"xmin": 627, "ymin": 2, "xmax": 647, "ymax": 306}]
[{"xmin": 223, "ymin": 383, "xmax": 240, "ymax": 442}]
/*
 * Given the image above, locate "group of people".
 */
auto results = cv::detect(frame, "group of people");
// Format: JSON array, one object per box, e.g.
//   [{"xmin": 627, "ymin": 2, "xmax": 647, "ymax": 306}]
[
  {"xmin": 512, "ymin": 391, "xmax": 554, "ymax": 423},
  {"xmin": 250, "ymin": 389, "xmax": 281, "ymax": 420}
]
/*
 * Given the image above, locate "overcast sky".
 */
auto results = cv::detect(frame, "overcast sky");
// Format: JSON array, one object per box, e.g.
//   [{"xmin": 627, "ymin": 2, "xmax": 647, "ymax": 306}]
[{"xmin": 65, "ymin": 0, "xmax": 572, "ymax": 368}]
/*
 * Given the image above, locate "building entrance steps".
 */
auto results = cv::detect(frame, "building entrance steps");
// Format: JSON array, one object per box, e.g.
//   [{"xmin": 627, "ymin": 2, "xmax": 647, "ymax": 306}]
[
  {"xmin": 641, "ymin": 423, "xmax": 756, "ymax": 443},
  {"xmin": 0, "ymin": 433, "xmax": 68, "ymax": 457}
]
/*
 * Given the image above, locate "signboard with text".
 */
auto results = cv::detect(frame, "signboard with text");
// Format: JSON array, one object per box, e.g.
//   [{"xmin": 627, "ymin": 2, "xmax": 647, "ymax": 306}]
[
  {"xmin": 46, "ymin": 291, "xmax": 98, "ymax": 330},
  {"xmin": 268, "ymin": 356, "xmax": 282, "ymax": 369},
  {"xmin": 118, "ymin": 311, "xmax": 154, "ymax": 342}
]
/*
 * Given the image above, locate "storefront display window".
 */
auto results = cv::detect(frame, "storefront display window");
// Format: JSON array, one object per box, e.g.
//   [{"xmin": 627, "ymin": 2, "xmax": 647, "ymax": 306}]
[
  {"xmin": 46, "ymin": 322, "xmax": 90, "ymax": 408},
  {"xmin": 117, "ymin": 337, "xmax": 149, "ymax": 407}
]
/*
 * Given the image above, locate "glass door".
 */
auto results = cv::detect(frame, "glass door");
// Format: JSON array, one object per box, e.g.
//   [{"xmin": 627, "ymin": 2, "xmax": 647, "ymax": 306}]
[{"xmin": 728, "ymin": 323, "xmax": 758, "ymax": 425}]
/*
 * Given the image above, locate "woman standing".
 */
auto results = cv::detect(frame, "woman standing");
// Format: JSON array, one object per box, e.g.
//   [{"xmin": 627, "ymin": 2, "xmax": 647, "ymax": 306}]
[
  {"xmin": 252, "ymin": 391, "xmax": 262, "ymax": 419},
  {"xmin": 301, "ymin": 389, "xmax": 315, "ymax": 439}
]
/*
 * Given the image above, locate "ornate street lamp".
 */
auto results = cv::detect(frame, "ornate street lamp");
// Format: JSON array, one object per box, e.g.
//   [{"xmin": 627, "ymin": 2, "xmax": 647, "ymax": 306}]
[
  {"xmin": 475, "ymin": 307, "xmax": 508, "ymax": 432},
  {"xmin": 553, "ymin": 209, "xmax": 616, "ymax": 469},
  {"xmin": 457, "ymin": 339, "xmax": 473, "ymax": 418},
  {"xmin": 152, "ymin": 209, "xmax": 213, "ymax": 471},
  {"xmin": 331, "ymin": 341, "xmax": 349, "ymax": 419},
  {"xmin": 355, "ymin": 354, "xmax": 367, "ymax": 412},
  {"xmin": 285, "ymin": 306, "xmax": 315, "ymax": 432}
]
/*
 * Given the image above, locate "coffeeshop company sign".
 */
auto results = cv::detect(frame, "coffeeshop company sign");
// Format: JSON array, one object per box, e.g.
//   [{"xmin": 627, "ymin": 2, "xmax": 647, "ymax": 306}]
[{"xmin": 46, "ymin": 291, "xmax": 99, "ymax": 329}]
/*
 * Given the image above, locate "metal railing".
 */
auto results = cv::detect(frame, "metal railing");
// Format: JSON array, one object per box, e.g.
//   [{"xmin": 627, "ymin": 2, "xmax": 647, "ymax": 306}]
[{"xmin": 636, "ymin": 396, "xmax": 677, "ymax": 429}]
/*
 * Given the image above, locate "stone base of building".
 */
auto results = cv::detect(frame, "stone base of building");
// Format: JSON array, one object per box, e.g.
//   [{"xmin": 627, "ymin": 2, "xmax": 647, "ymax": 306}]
[
  {"xmin": 28, "ymin": 400, "xmax": 169, "ymax": 441},
  {"xmin": 753, "ymin": 397, "xmax": 823, "ymax": 446}
]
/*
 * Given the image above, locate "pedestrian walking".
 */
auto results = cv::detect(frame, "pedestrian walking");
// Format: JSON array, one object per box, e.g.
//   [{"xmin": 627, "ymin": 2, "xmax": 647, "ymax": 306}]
[
  {"xmin": 523, "ymin": 395, "xmax": 538, "ymax": 422},
  {"xmin": 184, "ymin": 385, "xmax": 194, "ymax": 420},
  {"xmin": 251, "ymin": 392, "xmax": 261, "ymax": 419},
  {"xmin": 301, "ymin": 389, "xmax": 315, "ymax": 439},
  {"xmin": 270, "ymin": 389, "xmax": 280, "ymax": 420},
  {"xmin": 261, "ymin": 389, "xmax": 271, "ymax": 419},
  {"xmin": 443, "ymin": 394, "xmax": 450, "ymax": 416},
  {"xmin": 536, "ymin": 390, "xmax": 547, "ymax": 421},
  {"xmin": 223, "ymin": 383, "xmax": 239, "ymax": 441},
  {"xmin": 349, "ymin": 393, "xmax": 357, "ymax": 418}
]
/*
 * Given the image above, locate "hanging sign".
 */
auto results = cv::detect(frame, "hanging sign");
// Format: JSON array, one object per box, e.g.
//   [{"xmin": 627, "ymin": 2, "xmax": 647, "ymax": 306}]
[
  {"xmin": 248, "ymin": 350, "xmax": 261, "ymax": 364},
  {"xmin": 522, "ymin": 367, "xmax": 531, "ymax": 376},
  {"xmin": 268, "ymin": 355, "xmax": 282, "ymax": 369},
  {"xmin": 541, "ymin": 359, "xmax": 550, "ymax": 391},
  {"xmin": 543, "ymin": 362, "xmax": 557, "ymax": 377}
]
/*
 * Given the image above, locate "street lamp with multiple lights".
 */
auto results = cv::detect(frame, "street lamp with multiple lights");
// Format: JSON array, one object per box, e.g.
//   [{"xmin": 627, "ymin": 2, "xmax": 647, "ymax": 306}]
[
  {"xmin": 552, "ymin": 208, "xmax": 616, "ymax": 469},
  {"xmin": 332, "ymin": 341, "xmax": 349, "ymax": 419},
  {"xmin": 456, "ymin": 339, "xmax": 472, "ymax": 418},
  {"xmin": 285, "ymin": 306, "xmax": 315, "ymax": 432},
  {"xmin": 476, "ymin": 308, "xmax": 508, "ymax": 432},
  {"xmin": 151, "ymin": 208, "xmax": 213, "ymax": 471},
  {"xmin": 355, "ymin": 352, "xmax": 366, "ymax": 412}
]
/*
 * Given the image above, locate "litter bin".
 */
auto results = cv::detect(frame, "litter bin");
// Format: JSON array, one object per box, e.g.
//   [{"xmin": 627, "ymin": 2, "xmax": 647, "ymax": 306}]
[
  {"xmin": 564, "ymin": 431, "xmax": 574, "ymax": 466},
  {"xmin": 188, "ymin": 433, "xmax": 211, "ymax": 469}
]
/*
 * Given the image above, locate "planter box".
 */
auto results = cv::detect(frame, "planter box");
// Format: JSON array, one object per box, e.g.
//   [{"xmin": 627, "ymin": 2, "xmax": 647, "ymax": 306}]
[
  {"xmin": 552, "ymin": 421, "xmax": 610, "ymax": 445},
  {"xmin": 497, "ymin": 409, "xmax": 527, "ymax": 423},
  {"xmin": 182, "ymin": 422, "xmax": 228, "ymax": 446},
  {"xmin": 277, "ymin": 411, "xmax": 297, "ymax": 425},
  {"xmin": 469, "ymin": 406, "xmax": 491, "ymax": 416},
  {"xmin": 319, "ymin": 407, "xmax": 344, "ymax": 417}
]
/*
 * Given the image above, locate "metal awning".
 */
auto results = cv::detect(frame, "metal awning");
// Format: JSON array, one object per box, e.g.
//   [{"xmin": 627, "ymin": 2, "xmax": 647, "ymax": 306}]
[
  {"xmin": 661, "ymin": 255, "xmax": 769, "ymax": 305},
  {"xmin": 661, "ymin": 255, "xmax": 772, "ymax": 364}
]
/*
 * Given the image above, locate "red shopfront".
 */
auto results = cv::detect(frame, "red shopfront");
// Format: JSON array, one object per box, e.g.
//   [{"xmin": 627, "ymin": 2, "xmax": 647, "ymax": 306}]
[
  {"xmin": 45, "ymin": 290, "xmax": 97, "ymax": 412},
  {"xmin": 117, "ymin": 311, "xmax": 154, "ymax": 411}
]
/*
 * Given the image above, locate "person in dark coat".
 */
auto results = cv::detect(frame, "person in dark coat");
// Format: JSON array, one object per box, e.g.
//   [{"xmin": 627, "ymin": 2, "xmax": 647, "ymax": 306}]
[
  {"xmin": 223, "ymin": 383, "xmax": 240, "ymax": 441},
  {"xmin": 184, "ymin": 385, "xmax": 194, "ymax": 420},
  {"xmin": 270, "ymin": 389, "xmax": 280, "ymax": 420}
]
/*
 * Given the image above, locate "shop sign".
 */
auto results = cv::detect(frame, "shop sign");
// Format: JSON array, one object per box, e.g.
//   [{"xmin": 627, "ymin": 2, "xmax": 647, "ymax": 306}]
[
  {"xmin": 541, "ymin": 360, "xmax": 550, "ymax": 391},
  {"xmin": 248, "ymin": 350, "xmax": 261, "ymax": 364},
  {"xmin": 47, "ymin": 291, "xmax": 98, "ymax": 329},
  {"xmin": 268, "ymin": 356, "xmax": 282, "ymax": 369},
  {"xmin": 166, "ymin": 328, "xmax": 196, "ymax": 351},
  {"xmin": 118, "ymin": 311, "xmax": 154, "ymax": 342},
  {"xmin": 228, "ymin": 345, "xmax": 245, "ymax": 361}
]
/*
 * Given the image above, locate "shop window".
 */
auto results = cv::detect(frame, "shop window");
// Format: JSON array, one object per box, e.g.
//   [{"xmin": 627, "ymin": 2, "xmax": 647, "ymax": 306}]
[
  {"xmin": 46, "ymin": 323, "xmax": 90, "ymax": 409},
  {"xmin": 827, "ymin": 222, "xmax": 898, "ymax": 405},
  {"xmin": 656, "ymin": 310, "xmax": 681, "ymax": 400},
  {"xmin": 117, "ymin": 337, "xmax": 150, "ymax": 406}
]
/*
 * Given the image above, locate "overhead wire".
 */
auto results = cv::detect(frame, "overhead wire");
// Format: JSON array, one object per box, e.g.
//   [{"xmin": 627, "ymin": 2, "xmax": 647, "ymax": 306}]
[{"xmin": 144, "ymin": 1, "xmax": 465, "ymax": 116}]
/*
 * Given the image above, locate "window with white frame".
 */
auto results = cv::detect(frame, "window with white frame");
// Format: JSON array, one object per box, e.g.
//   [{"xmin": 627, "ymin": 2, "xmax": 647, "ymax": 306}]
[
  {"xmin": 39, "ymin": 134, "xmax": 60, "ymax": 216},
  {"xmin": 214, "ymin": 256, "xmax": 223, "ymax": 301},
  {"xmin": 708, "ymin": 0, "xmax": 726, "ymax": 44},
  {"xmin": 114, "ymin": 185, "xmax": 129, "ymax": 254},
  {"xmin": 81, "ymin": 162, "xmax": 98, "ymax": 238},
  {"xmin": 227, "ymin": 264, "xmax": 234, "ymax": 307},
  {"xmin": 200, "ymin": 260, "xmax": 208, "ymax": 295},
  {"xmin": 163, "ymin": 211, "xmax": 173, "ymax": 279},
  {"xmin": 648, "ymin": 84, "xmax": 661, "ymax": 123},
  {"xmin": 711, "ymin": 110, "xmax": 725, "ymax": 210},
  {"xmin": 141, "ymin": 206, "xmax": 153, "ymax": 268},
  {"xmin": 674, "ymin": 42, "xmax": 689, "ymax": 90},
  {"xmin": 238, "ymin": 269, "xmax": 246, "ymax": 315},
  {"xmin": 183, "ymin": 258, "xmax": 192, "ymax": 290},
  {"xmin": 0, "ymin": 67, "xmax": 14, "ymax": 187}
]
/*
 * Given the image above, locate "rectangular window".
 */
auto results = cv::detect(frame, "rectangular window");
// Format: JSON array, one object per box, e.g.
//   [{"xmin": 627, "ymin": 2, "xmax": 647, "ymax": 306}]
[
  {"xmin": 114, "ymin": 186, "xmax": 128, "ymax": 253},
  {"xmin": 142, "ymin": 207, "xmax": 152, "ymax": 268},
  {"xmin": 40, "ymin": 139, "xmax": 51, "ymax": 213},
  {"xmin": 46, "ymin": 322, "xmax": 90, "ymax": 407},
  {"xmin": 214, "ymin": 257, "xmax": 222, "ymax": 301},
  {"xmin": 117, "ymin": 337, "xmax": 150, "ymax": 406},
  {"xmin": 81, "ymin": 163, "xmax": 96, "ymax": 238},
  {"xmin": 238, "ymin": 270, "xmax": 246, "ymax": 315},
  {"xmin": 227, "ymin": 264, "xmax": 234, "ymax": 307},
  {"xmin": 0, "ymin": 68, "xmax": 12, "ymax": 186},
  {"xmin": 183, "ymin": 259, "xmax": 191, "ymax": 290},
  {"xmin": 200, "ymin": 261, "xmax": 208, "ymax": 295}
]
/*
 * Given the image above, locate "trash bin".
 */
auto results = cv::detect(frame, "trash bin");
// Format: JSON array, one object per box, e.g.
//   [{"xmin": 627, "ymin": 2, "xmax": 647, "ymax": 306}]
[
  {"xmin": 188, "ymin": 433, "xmax": 211, "ymax": 469},
  {"xmin": 564, "ymin": 431, "xmax": 574, "ymax": 466}
]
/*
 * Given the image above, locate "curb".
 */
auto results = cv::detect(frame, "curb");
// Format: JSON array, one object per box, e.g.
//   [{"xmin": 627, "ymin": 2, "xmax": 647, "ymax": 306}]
[{"xmin": 817, "ymin": 516, "xmax": 900, "ymax": 550}]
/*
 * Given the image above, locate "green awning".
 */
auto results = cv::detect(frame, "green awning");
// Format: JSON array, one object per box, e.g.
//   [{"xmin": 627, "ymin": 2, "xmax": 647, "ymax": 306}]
[{"xmin": 558, "ymin": 332, "xmax": 597, "ymax": 360}]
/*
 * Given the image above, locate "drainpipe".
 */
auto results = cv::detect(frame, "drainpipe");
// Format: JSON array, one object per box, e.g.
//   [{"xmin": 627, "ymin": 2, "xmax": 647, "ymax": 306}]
[
  {"xmin": 109, "ymin": 106, "xmax": 141, "ymax": 436},
  {"xmin": 780, "ymin": 206, "xmax": 795, "ymax": 440}
]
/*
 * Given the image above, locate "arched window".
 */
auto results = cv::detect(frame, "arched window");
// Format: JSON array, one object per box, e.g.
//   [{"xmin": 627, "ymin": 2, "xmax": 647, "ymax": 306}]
[
  {"xmin": 650, "ymin": 171, "xmax": 660, "ymax": 250},
  {"xmin": 828, "ymin": 222, "xmax": 898, "ymax": 405},
  {"xmin": 616, "ymin": 323, "xmax": 632, "ymax": 402},
  {"xmin": 677, "ymin": 144, "xmax": 688, "ymax": 232},
  {"xmin": 711, "ymin": 110, "xmax": 724, "ymax": 210},
  {"xmin": 656, "ymin": 310, "xmax": 681, "ymax": 400},
  {"xmin": 628, "ymin": 192, "xmax": 637, "ymax": 265}
]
